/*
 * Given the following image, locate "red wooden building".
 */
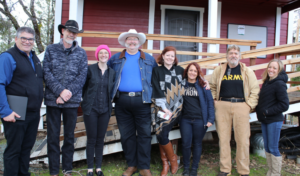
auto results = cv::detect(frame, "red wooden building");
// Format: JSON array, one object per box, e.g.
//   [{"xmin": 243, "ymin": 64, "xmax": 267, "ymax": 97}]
[{"xmin": 53, "ymin": 0, "xmax": 300, "ymax": 77}]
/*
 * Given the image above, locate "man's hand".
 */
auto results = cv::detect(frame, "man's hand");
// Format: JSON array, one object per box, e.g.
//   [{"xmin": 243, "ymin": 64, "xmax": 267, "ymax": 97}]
[
  {"xmin": 60, "ymin": 89, "xmax": 72, "ymax": 102},
  {"xmin": 3, "ymin": 112, "xmax": 20, "ymax": 123},
  {"xmin": 206, "ymin": 122, "xmax": 213, "ymax": 127},
  {"xmin": 56, "ymin": 97, "xmax": 65, "ymax": 104},
  {"xmin": 204, "ymin": 80, "xmax": 210, "ymax": 90}
]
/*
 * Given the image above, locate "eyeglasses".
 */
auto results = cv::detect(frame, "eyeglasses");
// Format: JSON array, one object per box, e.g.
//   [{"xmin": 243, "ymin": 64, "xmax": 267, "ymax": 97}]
[
  {"xmin": 20, "ymin": 37, "xmax": 34, "ymax": 43},
  {"xmin": 126, "ymin": 38, "xmax": 138, "ymax": 41}
]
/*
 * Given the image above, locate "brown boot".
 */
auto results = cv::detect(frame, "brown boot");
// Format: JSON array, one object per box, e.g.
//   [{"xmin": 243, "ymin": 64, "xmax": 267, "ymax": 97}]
[
  {"xmin": 122, "ymin": 166, "xmax": 138, "ymax": 176},
  {"xmin": 139, "ymin": 169, "xmax": 152, "ymax": 176},
  {"xmin": 159, "ymin": 144, "xmax": 169, "ymax": 176},
  {"xmin": 161, "ymin": 142, "xmax": 178, "ymax": 174}
]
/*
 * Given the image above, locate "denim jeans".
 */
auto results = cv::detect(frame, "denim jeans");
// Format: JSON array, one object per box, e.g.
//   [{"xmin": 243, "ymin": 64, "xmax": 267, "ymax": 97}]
[
  {"xmin": 115, "ymin": 95, "xmax": 152, "ymax": 169},
  {"xmin": 84, "ymin": 110, "xmax": 110, "ymax": 169},
  {"xmin": 179, "ymin": 118, "xmax": 207, "ymax": 169},
  {"xmin": 46, "ymin": 106, "xmax": 78, "ymax": 175},
  {"xmin": 261, "ymin": 121, "xmax": 282, "ymax": 156},
  {"xmin": 1, "ymin": 111, "xmax": 40, "ymax": 176}
]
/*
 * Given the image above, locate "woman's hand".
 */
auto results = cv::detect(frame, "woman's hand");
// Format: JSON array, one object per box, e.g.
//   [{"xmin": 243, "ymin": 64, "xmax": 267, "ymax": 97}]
[
  {"xmin": 163, "ymin": 109, "xmax": 173, "ymax": 119},
  {"xmin": 206, "ymin": 122, "xmax": 213, "ymax": 127},
  {"xmin": 204, "ymin": 80, "xmax": 210, "ymax": 90}
]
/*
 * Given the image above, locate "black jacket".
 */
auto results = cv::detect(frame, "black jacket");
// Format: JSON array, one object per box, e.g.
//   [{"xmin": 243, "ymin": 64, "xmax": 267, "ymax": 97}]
[
  {"xmin": 81, "ymin": 64, "xmax": 115, "ymax": 116},
  {"xmin": 256, "ymin": 70, "xmax": 289, "ymax": 123},
  {"xmin": 5, "ymin": 45, "xmax": 44, "ymax": 111}
]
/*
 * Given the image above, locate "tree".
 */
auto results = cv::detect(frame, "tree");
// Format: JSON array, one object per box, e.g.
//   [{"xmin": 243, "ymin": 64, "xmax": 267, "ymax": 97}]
[
  {"xmin": 0, "ymin": 15, "xmax": 15, "ymax": 52},
  {"xmin": 0, "ymin": 0, "xmax": 55, "ymax": 53}
]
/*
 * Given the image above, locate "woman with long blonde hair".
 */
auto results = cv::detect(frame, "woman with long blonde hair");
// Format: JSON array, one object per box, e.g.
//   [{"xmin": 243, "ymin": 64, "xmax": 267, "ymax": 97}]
[{"xmin": 256, "ymin": 59, "xmax": 289, "ymax": 176}]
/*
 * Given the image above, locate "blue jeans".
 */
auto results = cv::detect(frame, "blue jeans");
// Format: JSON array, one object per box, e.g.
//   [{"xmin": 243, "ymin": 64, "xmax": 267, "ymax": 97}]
[
  {"xmin": 115, "ymin": 95, "xmax": 152, "ymax": 169},
  {"xmin": 261, "ymin": 121, "xmax": 282, "ymax": 156},
  {"xmin": 180, "ymin": 118, "xmax": 207, "ymax": 169}
]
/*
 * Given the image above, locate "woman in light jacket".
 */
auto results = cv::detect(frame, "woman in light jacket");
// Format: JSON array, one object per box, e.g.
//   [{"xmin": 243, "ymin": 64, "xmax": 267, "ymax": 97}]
[
  {"xmin": 180, "ymin": 62, "xmax": 215, "ymax": 176},
  {"xmin": 81, "ymin": 45, "xmax": 115, "ymax": 176},
  {"xmin": 256, "ymin": 59, "xmax": 289, "ymax": 176}
]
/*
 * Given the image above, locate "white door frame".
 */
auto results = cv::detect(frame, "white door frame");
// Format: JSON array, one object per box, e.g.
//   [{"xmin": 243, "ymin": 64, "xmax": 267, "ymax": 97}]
[{"xmin": 160, "ymin": 5, "xmax": 205, "ymax": 57}]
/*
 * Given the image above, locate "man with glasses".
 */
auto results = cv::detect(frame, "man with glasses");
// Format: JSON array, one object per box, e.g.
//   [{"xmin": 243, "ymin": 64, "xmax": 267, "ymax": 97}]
[
  {"xmin": 108, "ymin": 29, "xmax": 158, "ymax": 176},
  {"xmin": 210, "ymin": 45, "xmax": 260, "ymax": 176},
  {"xmin": 43, "ymin": 20, "xmax": 88, "ymax": 176},
  {"xmin": 0, "ymin": 27, "xmax": 43, "ymax": 176}
]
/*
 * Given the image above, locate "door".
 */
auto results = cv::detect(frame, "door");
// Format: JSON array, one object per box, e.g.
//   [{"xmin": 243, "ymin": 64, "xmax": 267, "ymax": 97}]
[{"xmin": 165, "ymin": 9, "xmax": 199, "ymax": 62}]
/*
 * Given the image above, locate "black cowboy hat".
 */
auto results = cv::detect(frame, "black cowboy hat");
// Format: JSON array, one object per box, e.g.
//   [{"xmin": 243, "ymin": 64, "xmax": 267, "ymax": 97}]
[{"xmin": 58, "ymin": 20, "xmax": 84, "ymax": 35}]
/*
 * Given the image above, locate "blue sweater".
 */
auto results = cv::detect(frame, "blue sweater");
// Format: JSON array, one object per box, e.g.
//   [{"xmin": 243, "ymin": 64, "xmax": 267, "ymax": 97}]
[{"xmin": 43, "ymin": 39, "xmax": 88, "ymax": 108}]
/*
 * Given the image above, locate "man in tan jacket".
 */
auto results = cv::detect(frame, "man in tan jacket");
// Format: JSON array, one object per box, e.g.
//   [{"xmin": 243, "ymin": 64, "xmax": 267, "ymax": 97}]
[{"xmin": 210, "ymin": 45, "xmax": 259, "ymax": 176}]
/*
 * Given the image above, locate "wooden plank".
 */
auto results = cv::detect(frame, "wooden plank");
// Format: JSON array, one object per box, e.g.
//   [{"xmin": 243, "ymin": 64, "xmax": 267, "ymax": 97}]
[
  {"xmin": 179, "ymin": 43, "xmax": 300, "ymax": 68},
  {"xmin": 250, "ymin": 46, "xmax": 257, "ymax": 66},
  {"xmin": 78, "ymin": 31, "xmax": 261, "ymax": 46},
  {"xmin": 287, "ymin": 81, "xmax": 300, "ymax": 84},
  {"xmin": 287, "ymin": 86, "xmax": 300, "ymax": 93},
  {"xmin": 60, "ymin": 131, "xmax": 86, "ymax": 141},
  {"xmin": 248, "ymin": 57, "xmax": 300, "ymax": 71},
  {"xmin": 83, "ymin": 47, "xmax": 220, "ymax": 57},
  {"xmin": 257, "ymin": 71, "xmax": 300, "ymax": 85}
]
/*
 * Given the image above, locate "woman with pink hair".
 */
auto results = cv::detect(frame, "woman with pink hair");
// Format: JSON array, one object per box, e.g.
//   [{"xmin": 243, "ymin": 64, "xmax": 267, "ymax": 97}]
[{"xmin": 81, "ymin": 45, "xmax": 115, "ymax": 176}]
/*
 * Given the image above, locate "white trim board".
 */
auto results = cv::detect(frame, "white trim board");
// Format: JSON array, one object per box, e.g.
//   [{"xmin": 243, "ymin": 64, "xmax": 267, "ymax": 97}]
[
  {"xmin": 216, "ymin": 1, "xmax": 222, "ymax": 53},
  {"xmin": 69, "ymin": 0, "xmax": 84, "ymax": 46},
  {"xmin": 160, "ymin": 5, "xmax": 205, "ymax": 58},
  {"xmin": 147, "ymin": 0, "xmax": 155, "ymax": 51},
  {"xmin": 275, "ymin": 7, "xmax": 282, "ymax": 47},
  {"xmin": 53, "ymin": 0, "xmax": 63, "ymax": 43}
]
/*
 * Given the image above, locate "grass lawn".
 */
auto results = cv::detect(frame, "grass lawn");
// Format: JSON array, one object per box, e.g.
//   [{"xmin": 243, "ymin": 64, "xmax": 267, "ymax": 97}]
[{"xmin": 28, "ymin": 142, "xmax": 300, "ymax": 176}]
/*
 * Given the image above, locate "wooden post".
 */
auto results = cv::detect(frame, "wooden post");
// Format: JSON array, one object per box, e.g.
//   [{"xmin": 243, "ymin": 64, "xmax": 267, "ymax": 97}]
[
  {"xmin": 142, "ymin": 39, "xmax": 148, "ymax": 49},
  {"xmin": 274, "ymin": 53, "xmax": 280, "ymax": 59},
  {"xmin": 250, "ymin": 46, "xmax": 257, "ymax": 66},
  {"xmin": 171, "ymin": 139, "xmax": 178, "ymax": 155},
  {"xmin": 292, "ymin": 19, "xmax": 300, "ymax": 71}
]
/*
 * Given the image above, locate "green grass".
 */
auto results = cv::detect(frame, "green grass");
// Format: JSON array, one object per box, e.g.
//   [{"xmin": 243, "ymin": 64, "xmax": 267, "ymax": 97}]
[{"xmin": 21, "ymin": 142, "xmax": 300, "ymax": 175}]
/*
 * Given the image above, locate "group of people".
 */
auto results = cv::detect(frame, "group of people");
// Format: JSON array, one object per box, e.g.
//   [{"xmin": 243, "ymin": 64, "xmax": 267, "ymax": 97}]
[{"xmin": 0, "ymin": 19, "xmax": 289, "ymax": 176}]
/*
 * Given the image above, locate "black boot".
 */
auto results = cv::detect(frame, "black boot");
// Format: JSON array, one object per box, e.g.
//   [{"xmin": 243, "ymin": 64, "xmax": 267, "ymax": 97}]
[
  {"xmin": 182, "ymin": 168, "xmax": 189, "ymax": 176},
  {"xmin": 95, "ymin": 170, "xmax": 104, "ymax": 176},
  {"xmin": 190, "ymin": 168, "xmax": 197, "ymax": 176}
]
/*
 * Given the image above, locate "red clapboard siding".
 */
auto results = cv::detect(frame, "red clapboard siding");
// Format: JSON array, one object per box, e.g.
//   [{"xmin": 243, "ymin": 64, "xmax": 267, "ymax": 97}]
[
  {"xmin": 80, "ymin": 0, "xmax": 150, "ymax": 61},
  {"xmin": 60, "ymin": 0, "xmax": 288, "ymax": 76}
]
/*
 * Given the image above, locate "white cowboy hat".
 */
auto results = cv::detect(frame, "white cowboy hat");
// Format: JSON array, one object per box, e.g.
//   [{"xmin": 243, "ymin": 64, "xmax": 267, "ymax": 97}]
[{"xmin": 118, "ymin": 29, "xmax": 146, "ymax": 47}]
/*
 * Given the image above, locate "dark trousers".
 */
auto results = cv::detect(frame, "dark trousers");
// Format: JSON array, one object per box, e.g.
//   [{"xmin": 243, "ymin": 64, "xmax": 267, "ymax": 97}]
[
  {"xmin": 179, "ymin": 118, "xmax": 207, "ymax": 169},
  {"xmin": 46, "ymin": 106, "xmax": 78, "ymax": 175},
  {"xmin": 115, "ymin": 95, "xmax": 152, "ymax": 169},
  {"xmin": 84, "ymin": 110, "xmax": 110, "ymax": 169},
  {"xmin": 156, "ymin": 117, "xmax": 178, "ymax": 145},
  {"xmin": 261, "ymin": 121, "xmax": 282, "ymax": 156},
  {"xmin": 1, "ymin": 111, "xmax": 40, "ymax": 176}
]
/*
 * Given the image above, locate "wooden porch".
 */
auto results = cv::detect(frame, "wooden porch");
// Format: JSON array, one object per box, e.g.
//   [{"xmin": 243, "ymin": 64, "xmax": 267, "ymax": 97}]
[{"xmin": 30, "ymin": 31, "xmax": 300, "ymax": 164}]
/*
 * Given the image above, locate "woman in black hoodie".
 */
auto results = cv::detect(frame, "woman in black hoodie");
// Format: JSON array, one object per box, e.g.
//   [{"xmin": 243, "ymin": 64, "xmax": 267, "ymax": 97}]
[{"xmin": 256, "ymin": 59, "xmax": 289, "ymax": 176}]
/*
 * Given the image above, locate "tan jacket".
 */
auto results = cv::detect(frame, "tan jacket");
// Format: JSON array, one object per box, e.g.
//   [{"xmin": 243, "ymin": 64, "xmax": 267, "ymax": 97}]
[{"xmin": 209, "ymin": 62, "xmax": 260, "ymax": 111}]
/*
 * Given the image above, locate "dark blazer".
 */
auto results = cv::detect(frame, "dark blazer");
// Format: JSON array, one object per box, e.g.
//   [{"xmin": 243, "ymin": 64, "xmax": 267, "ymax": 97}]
[
  {"xmin": 256, "ymin": 70, "xmax": 289, "ymax": 124},
  {"xmin": 81, "ymin": 63, "xmax": 116, "ymax": 116},
  {"xmin": 183, "ymin": 79, "xmax": 215, "ymax": 125}
]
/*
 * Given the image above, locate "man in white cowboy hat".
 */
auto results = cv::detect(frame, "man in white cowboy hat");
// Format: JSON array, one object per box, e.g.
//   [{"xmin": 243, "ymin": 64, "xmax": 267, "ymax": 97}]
[
  {"xmin": 43, "ymin": 19, "xmax": 88, "ymax": 176},
  {"xmin": 108, "ymin": 29, "xmax": 158, "ymax": 176}
]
